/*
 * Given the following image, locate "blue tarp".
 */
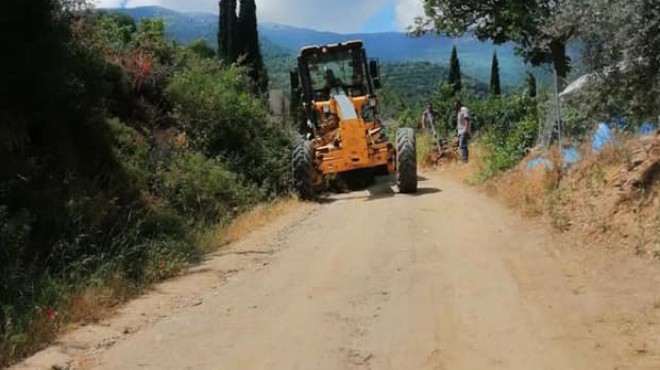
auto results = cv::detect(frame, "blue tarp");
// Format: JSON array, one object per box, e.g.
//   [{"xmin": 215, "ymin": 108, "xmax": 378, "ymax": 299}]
[
  {"xmin": 592, "ymin": 122, "xmax": 613, "ymax": 153},
  {"xmin": 640, "ymin": 122, "xmax": 656, "ymax": 136},
  {"xmin": 526, "ymin": 120, "xmax": 657, "ymax": 174},
  {"xmin": 527, "ymin": 157, "xmax": 553, "ymax": 171},
  {"xmin": 526, "ymin": 146, "xmax": 581, "ymax": 173}
]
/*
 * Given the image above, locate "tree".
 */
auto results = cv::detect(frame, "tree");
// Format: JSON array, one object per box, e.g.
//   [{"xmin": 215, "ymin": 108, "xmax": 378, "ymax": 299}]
[
  {"xmin": 526, "ymin": 72, "xmax": 537, "ymax": 98},
  {"xmin": 549, "ymin": 0, "xmax": 660, "ymax": 119},
  {"xmin": 490, "ymin": 51, "xmax": 501, "ymax": 96},
  {"xmin": 415, "ymin": 0, "xmax": 572, "ymax": 87},
  {"xmin": 217, "ymin": 0, "xmax": 238, "ymax": 63},
  {"xmin": 187, "ymin": 38, "xmax": 216, "ymax": 59},
  {"xmin": 238, "ymin": 0, "xmax": 268, "ymax": 93},
  {"xmin": 448, "ymin": 45, "xmax": 462, "ymax": 93},
  {"xmin": 100, "ymin": 11, "xmax": 137, "ymax": 45}
]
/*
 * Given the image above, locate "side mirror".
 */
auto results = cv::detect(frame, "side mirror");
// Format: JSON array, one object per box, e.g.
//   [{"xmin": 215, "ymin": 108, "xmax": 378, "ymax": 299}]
[
  {"xmin": 289, "ymin": 69, "xmax": 300, "ymax": 92},
  {"xmin": 369, "ymin": 59, "xmax": 382, "ymax": 89}
]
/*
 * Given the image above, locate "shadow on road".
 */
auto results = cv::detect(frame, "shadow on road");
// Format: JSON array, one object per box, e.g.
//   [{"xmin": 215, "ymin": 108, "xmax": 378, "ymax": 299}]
[
  {"xmin": 320, "ymin": 175, "xmax": 442, "ymax": 203},
  {"xmin": 406, "ymin": 187, "xmax": 443, "ymax": 197}
]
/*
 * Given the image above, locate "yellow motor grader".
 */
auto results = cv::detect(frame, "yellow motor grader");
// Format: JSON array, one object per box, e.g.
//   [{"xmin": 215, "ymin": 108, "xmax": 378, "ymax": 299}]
[{"xmin": 290, "ymin": 40, "xmax": 417, "ymax": 199}]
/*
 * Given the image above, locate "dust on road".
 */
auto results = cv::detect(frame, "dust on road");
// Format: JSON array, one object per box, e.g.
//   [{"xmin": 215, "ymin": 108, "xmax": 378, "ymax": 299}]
[{"xmin": 13, "ymin": 173, "xmax": 660, "ymax": 370}]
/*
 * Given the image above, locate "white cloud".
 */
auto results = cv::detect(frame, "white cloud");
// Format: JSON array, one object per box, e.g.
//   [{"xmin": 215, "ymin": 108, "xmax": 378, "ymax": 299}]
[{"xmin": 394, "ymin": 0, "xmax": 424, "ymax": 31}]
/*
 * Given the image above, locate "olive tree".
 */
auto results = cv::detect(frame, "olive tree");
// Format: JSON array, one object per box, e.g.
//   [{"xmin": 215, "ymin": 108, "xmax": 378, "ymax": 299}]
[{"xmin": 549, "ymin": 0, "xmax": 660, "ymax": 119}]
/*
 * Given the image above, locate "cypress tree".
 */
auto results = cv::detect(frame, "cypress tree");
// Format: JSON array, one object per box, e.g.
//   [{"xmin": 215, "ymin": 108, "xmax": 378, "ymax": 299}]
[
  {"xmin": 238, "ymin": 0, "xmax": 268, "ymax": 93},
  {"xmin": 526, "ymin": 72, "xmax": 537, "ymax": 98},
  {"xmin": 448, "ymin": 45, "xmax": 462, "ymax": 93},
  {"xmin": 490, "ymin": 51, "xmax": 501, "ymax": 96},
  {"xmin": 217, "ymin": 0, "xmax": 226, "ymax": 59},
  {"xmin": 218, "ymin": 0, "xmax": 238, "ymax": 63}
]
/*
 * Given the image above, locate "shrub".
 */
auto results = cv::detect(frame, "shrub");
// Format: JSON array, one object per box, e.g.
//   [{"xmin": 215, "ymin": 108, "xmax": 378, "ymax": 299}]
[
  {"xmin": 166, "ymin": 57, "xmax": 293, "ymax": 197},
  {"xmin": 164, "ymin": 151, "xmax": 258, "ymax": 227},
  {"xmin": 481, "ymin": 113, "xmax": 539, "ymax": 174}
]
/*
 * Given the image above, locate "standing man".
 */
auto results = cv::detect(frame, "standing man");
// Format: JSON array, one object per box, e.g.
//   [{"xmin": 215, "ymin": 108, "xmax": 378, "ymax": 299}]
[
  {"xmin": 421, "ymin": 103, "xmax": 437, "ymax": 136},
  {"xmin": 454, "ymin": 99, "xmax": 470, "ymax": 163}
]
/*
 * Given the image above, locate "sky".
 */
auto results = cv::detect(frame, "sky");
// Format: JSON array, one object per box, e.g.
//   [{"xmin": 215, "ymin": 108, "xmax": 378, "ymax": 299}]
[{"xmin": 93, "ymin": 0, "xmax": 426, "ymax": 33}]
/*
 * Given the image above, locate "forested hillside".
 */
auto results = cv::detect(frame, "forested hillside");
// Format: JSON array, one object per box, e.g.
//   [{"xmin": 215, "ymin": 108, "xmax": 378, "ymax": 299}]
[{"xmin": 108, "ymin": 6, "xmax": 546, "ymax": 86}]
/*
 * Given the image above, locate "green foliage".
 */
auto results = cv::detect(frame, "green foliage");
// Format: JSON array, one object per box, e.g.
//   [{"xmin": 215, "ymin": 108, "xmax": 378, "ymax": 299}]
[
  {"xmin": 379, "ymin": 61, "xmax": 487, "ymax": 108},
  {"xmin": 133, "ymin": 18, "xmax": 172, "ymax": 60},
  {"xmin": 166, "ymin": 58, "xmax": 292, "ymax": 196},
  {"xmin": 397, "ymin": 108, "xmax": 422, "ymax": 130},
  {"xmin": 490, "ymin": 51, "xmax": 501, "ymax": 96},
  {"xmin": 378, "ymin": 86, "xmax": 407, "ymax": 119},
  {"xmin": 186, "ymin": 38, "xmax": 216, "ymax": 59},
  {"xmin": 448, "ymin": 46, "xmax": 462, "ymax": 93},
  {"xmin": 526, "ymin": 72, "xmax": 537, "ymax": 98},
  {"xmin": 480, "ymin": 113, "xmax": 539, "ymax": 177},
  {"xmin": 163, "ymin": 151, "xmax": 257, "ymax": 226},
  {"xmin": 97, "ymin": 12, "xmax": 137, "ymax": 49}
]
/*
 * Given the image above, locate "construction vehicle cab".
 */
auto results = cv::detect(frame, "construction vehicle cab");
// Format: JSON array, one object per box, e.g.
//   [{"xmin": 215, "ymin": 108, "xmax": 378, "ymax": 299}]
[{"xmin": 290, "ymin": 41, "xmax": 417, "ymax": 199}]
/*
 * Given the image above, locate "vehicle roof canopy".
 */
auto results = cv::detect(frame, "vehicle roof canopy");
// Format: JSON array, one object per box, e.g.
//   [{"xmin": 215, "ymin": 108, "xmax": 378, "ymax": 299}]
[{"xmin": 299, "ymin": 40, "xmax": 364, "ymax": 58}]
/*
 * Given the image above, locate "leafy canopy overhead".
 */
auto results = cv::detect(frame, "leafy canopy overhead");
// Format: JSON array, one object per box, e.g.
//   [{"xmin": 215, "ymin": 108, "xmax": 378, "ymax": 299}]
[
  {"xmin": 415, "ymin": 0, "xmax": 572, "ymax": 79},
  {"xmin": 548, "ymin": 0, "xmax": 660, "ymax": 119}
]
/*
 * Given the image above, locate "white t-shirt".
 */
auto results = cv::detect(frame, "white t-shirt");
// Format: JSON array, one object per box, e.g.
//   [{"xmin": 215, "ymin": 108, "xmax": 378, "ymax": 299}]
[{"xmin": 457, "ymin": 106, "xmax": 470, "ymax": 135}]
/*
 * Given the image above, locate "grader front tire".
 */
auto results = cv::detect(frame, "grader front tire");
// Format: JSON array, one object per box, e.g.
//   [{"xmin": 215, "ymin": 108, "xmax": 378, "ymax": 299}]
[
  {"xmin": 292, "ymin": 139, "xmax": 317, "ymax": 200},
  {"xmin": 396, "ymin": 128, "xmax": 418, "ymax": 194}
]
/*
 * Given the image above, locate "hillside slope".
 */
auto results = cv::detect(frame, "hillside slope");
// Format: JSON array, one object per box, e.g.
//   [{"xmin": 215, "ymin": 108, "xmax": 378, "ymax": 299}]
[{"xmin": 106, "ymin": 6, "xmax": 539, "ymax": 86}]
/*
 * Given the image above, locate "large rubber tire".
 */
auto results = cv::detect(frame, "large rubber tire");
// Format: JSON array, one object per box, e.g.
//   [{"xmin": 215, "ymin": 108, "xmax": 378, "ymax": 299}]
[
  {"xmin": 291, "ymin": 139, "xmax": 316, "ymax": 200},
  {"xmin": 396, "ymin": 128, "xmax": 418, "ymax": 194}
]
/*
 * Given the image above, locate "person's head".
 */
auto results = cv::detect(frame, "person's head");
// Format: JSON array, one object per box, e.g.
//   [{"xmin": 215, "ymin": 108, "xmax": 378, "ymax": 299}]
[
  {"xmin": 324, "ymin": 68, "xmax": 336, "ymax": 85},
  {"xmin": 453, "ymin": 99, "xmax": 462, "ymax": 111},
  {"xmin": 427, "ymin": 102, "xmax": 433, "ymax": 110}
]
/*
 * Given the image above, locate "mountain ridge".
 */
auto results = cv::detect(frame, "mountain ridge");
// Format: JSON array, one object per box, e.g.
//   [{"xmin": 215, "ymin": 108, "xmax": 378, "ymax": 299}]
[{"xmin": 104, "ymin": 6, "xmax": 539, "ymax": 86}]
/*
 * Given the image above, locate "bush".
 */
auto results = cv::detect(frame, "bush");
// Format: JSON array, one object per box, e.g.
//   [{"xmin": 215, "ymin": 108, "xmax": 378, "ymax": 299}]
[
  {"xmin": 164, "ymin": 151, "xmax": 258, "ymax": 227},
  {"xmin": 481, "ymin": 113, "xmax": 539, "ymax": 175},
  {"xmin": 166, "ymin": 57, "xmax": 293, "ymax": 197}
]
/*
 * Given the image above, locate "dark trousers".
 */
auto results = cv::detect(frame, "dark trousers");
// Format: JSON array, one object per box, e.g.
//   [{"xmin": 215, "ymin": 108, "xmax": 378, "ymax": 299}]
[{"xmin": 459, "ymin": 133, "xmax": 469, "ymax": 163}]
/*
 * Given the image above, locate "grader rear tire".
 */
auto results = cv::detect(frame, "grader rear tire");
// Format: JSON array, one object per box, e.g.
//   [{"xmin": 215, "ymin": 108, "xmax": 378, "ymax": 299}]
[
  {"xmin": 396, "ymin": 128, "xmax": 418, "ymax": 194},
  {"xmin": 292, "ymin": 139, "xmax": 316, "ymax": 200}
]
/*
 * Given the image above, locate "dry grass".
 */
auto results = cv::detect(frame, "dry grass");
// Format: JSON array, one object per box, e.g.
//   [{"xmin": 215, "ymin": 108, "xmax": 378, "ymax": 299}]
[
  {"xmin": 200, "ymin": 197, "xmax": 302, "ymax": 252},
  {"xmin": 67, "ymin": 280, "xmax": 122, "ymax": 324},
  {"xmin": 440, "ymin": 143, "xmax": 489, "ymax": 183},
  {"xmin": 462, "ymin": 134, "xmax": 660, "ymax": 258},
  {"xmin": 417, "ymin": 134, "xmax": 434, "ymax": 168},
  {"xmin": 484, "ymin": 148, "xmax": 563, "ymax": 216}
]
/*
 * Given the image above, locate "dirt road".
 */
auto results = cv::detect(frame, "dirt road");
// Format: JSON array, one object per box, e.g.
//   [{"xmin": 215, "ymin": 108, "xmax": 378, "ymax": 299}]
[{"xmin": 14, "ymin": 173, "xmax": 660, "ymax": 370}]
